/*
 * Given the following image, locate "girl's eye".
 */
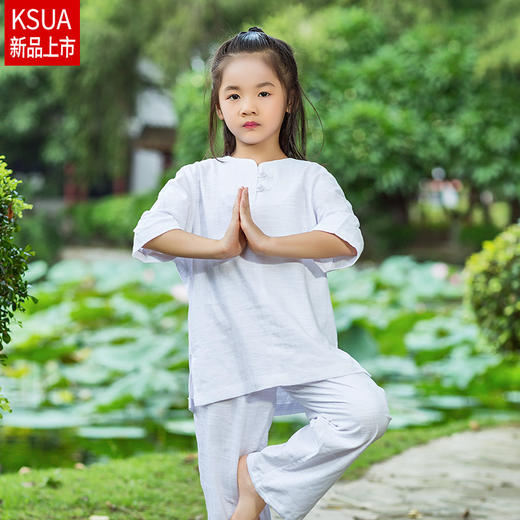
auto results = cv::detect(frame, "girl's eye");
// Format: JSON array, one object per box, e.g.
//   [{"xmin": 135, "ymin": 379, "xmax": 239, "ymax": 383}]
[{"xmin": 227, "ymin": 92, "xmax": 271, "ymax": 100}]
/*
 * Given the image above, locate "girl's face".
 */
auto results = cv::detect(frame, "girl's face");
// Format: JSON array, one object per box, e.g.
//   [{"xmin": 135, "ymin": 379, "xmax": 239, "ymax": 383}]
[{"xmin": 216, "ymin": 53, "xmax": 290, "ymax": 156}]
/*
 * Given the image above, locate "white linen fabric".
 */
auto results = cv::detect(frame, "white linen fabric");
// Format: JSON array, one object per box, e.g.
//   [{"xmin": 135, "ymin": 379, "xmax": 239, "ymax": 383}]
[
  {"xmin": 192, "ymin": 371, "xmax": 392, "ymax": 520},
  {"xmin": 132, "ymin": 155, "xmax": 370, "ymax": 416}
]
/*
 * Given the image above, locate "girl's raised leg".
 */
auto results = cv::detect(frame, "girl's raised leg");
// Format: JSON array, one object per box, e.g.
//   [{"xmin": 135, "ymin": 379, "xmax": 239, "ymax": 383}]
[{"xmin": 246, "ymin": 371, "xmax": 392, "ymax": 520}]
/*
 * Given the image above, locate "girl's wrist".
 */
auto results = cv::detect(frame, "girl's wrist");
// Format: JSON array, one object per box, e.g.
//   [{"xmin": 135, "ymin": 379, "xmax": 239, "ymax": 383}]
[
  {"xmin": 214, "ymin": 239, "xmax": 230, "ymax": 259},
  {"xmin": 258, "ymin": 235, "xmax": 272, "ymax": 256}
]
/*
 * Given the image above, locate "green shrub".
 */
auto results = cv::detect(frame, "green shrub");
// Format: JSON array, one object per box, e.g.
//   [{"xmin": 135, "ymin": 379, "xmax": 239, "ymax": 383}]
[
  {"xmin": 458, "ymin": 223, "xmax": 501, "ymax": 249},
  {"xmin": 14, "ymin": 210, "xmax": 64, "ymax": 265},
  {"xmin": 463, "ymin": 223, "xmax": 520, "ymax": 353},
  {"xmin": 0, "ymin": 154, "xmax": 38, "ymax": 418},
  {"xmin": 65, "ymin": 191, "xmax": 157, "ymax": 246}
]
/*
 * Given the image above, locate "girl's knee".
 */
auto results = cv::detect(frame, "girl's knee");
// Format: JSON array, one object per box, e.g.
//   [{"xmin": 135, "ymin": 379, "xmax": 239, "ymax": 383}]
[
  {"xmin": 369, "ymin": 410, "xmax": 392, "ymax": 441},
  {"xmin": 337, "ymin": 384, "xmax": 391, "ymax": 441},
  {"xmin": 313, "ymin": 381, "xmax": 392, "ymax": 445},
  {"xmin": 361, "ymin": 385, "xmax": 392, "ymax": 440}
]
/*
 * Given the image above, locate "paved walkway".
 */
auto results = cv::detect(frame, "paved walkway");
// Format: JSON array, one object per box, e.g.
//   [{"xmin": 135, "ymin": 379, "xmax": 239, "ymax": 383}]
[
  {"xmin": 271, "ymin": 425, "xmax": 520, "ymax": 520},
  {"xmin": 60, "ymin": 246, "xmax": 131, "ymax": 262}
]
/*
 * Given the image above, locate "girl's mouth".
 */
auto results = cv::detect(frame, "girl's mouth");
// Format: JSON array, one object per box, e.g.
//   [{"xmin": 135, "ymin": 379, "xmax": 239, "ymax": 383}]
[{"xmin": 244, "ymin": 122, "xmax": 259, "ymax": 128}]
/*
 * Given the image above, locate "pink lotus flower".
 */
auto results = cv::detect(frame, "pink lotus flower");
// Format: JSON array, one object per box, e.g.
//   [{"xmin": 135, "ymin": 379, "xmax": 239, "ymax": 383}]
[
  {"xmin": 170, "ymin": 283, "xmax": 189, "ymax": 303},
  {"xmin": 431, "ymin": 262, "xmax": 448, "ymax": 279},
  {"xmin": 449, "ymin": 273, "xmax": 461, "ymax": 285},
  {"xmin": 143, "ymin": 268, "xmax": 155, "ymax": 282}
]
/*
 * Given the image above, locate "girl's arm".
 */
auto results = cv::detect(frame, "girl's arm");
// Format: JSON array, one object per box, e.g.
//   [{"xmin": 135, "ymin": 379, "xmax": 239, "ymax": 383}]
[
  {"xmin": 143, "ymin": 229, "xmax": 226, "ymax": 260},
  {"xmin": 258, "ymin": 167, "xmax": 364, "ymax": 273},
  {"xmin": 259, "ymin": 231, "xmax": 356, "ymax": 259},
  {"xmin": 133, "ymin": 166, "xmax": 228, "ymax": 263},
  {"xmin": 137, "ymin": 185, "xmax": 244, "ymax": 261}
]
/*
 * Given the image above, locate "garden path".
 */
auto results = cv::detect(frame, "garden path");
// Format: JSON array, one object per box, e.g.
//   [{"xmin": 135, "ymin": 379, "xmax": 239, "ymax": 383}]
[{"xmin": 271, "ymin": 425, "xmax": 519, "ymax": 520}]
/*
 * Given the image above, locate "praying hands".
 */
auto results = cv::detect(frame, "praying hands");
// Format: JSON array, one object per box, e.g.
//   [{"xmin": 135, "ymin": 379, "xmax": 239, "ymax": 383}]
[
  {"xmin": 238, "ymin": 186, "xmax": 270, "ymax": 254},
  {"xmin": 218, "ymin": 186, "xmax": 267, "ymax": 259}
]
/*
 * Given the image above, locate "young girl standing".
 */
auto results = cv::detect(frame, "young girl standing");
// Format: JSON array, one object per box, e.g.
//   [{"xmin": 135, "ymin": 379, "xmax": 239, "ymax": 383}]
[{"xmin": 133, "ymin": 26, "xmax": 392, "ymax": 520}]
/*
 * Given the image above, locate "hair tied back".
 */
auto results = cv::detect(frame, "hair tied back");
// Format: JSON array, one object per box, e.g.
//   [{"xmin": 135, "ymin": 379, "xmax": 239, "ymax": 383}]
[{"xmin": 239, "ymin": 26, "xmax": 265, "ymax": 35}]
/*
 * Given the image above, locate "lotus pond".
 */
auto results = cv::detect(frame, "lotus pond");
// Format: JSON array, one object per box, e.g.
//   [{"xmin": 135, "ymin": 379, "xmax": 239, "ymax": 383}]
[{"xmin": 1, "ymin": 254, "xmax": 519, "ymax": 475}]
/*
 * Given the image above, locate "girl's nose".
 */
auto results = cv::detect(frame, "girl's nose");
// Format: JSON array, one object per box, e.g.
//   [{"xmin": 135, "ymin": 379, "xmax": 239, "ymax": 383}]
[{"xmin": 241, "ymin": 100, "xmax": 257, "ymax": 113}]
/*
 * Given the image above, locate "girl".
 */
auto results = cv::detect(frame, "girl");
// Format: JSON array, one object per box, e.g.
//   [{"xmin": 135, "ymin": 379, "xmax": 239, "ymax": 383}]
[{"xmin": 132, "ymin": 26, "xmax": 391, "ymax": 520}]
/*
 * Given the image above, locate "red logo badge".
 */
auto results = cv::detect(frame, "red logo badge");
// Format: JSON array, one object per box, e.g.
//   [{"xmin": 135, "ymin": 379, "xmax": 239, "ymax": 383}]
[{"xmin": 4, "ymin": 0, "xmax": 80, "ymax": 66}]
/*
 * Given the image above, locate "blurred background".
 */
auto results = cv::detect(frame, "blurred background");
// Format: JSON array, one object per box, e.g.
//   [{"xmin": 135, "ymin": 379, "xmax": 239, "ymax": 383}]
[{"xmin": 1, "ymin": 0, "xmax": 519, "ymax": 503}]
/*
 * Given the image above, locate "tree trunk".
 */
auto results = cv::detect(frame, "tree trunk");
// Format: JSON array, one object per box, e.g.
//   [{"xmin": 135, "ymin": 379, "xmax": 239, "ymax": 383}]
[
  {"xmin": 377, "ymin": 191, "xmax": 410, "ymax": 226},
  {"xmin": 510, "ymin": 197, "xmax": 520, "ymax": 224},
  {"xmin": 112, "ymin": 176, "xmax": 127, "ymax": 194},
  {"xmin": 462, "ymin": 185, "xmax": 480, "ymax": 225}
]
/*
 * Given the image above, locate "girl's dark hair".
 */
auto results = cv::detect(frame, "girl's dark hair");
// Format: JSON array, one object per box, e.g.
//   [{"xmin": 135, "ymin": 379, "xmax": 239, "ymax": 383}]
[{"xmin": 206, "ymin": 26, "xmax": 322, "ymax": 162}]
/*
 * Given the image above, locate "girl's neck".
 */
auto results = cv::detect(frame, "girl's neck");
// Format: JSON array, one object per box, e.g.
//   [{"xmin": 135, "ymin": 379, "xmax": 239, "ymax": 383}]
[{"xmin": 230, "ymin": 151, "xmax": 288, "ymax": 162}]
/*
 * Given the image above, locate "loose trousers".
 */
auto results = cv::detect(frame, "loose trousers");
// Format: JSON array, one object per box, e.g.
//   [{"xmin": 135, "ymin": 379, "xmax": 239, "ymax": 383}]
[{"xmin": 192, "ymin": 371, "xmax": 392, "ymax": 520}]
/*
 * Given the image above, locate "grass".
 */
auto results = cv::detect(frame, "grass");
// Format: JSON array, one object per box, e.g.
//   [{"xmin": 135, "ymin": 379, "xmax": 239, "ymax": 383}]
[{"xmin": 1, "ymin": 416, "xmax": 518, "ymax": 519}]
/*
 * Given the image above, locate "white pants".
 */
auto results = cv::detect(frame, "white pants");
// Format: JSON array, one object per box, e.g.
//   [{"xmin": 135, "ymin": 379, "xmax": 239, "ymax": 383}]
[{"xmin": 192, "ymin": 371, "xmax": 392, "ymax": 520}]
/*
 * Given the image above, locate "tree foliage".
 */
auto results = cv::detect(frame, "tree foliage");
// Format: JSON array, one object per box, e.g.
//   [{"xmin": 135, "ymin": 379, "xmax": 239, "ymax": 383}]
[
  {"xmin": 174, "ymin": 3, "xmax": 520, "ymax": 221},
  {"xmin": 0, "ymin": 0, "xmax": 519, "ymax": 218}
]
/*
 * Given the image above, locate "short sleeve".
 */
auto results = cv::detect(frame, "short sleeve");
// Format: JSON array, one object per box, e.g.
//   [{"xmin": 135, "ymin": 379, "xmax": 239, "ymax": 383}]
[
  {"xmin": 310, "ymin": 168, "xmax": 364, "ymax": 273},
  {"xmin": 132, "ymin": 166, "xmax": 193, "ymax": 263}
]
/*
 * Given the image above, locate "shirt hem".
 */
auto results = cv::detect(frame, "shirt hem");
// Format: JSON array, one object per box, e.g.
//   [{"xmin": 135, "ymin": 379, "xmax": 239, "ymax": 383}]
[{"xmin": 189, "ymin": 362, "xmax": 371, "ymax": 412}]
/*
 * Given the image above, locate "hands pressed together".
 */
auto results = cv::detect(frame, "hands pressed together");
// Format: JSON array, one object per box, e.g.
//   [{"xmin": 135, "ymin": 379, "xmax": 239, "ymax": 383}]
[{"xmin": 219, "ymin": 186, "xmax": 268, "ymax": 259}]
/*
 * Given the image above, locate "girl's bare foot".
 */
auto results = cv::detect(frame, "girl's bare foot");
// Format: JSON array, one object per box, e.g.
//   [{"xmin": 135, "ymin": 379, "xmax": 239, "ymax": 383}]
[{"xmin": 230, "ymin": 453, "xmax": 267, "ymax": 520}]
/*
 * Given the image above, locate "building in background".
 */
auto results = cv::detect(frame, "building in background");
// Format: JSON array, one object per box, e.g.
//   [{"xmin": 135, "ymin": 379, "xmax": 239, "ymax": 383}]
[{"xmin": 126, "ymin": 58, "xmax": 177, "ymax": 194}]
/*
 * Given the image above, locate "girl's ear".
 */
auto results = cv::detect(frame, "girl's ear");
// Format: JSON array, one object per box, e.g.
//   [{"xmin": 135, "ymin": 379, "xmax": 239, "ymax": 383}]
[{"xmin": 216, "ymin": 105, "xmax": 224, "ymax": 120}]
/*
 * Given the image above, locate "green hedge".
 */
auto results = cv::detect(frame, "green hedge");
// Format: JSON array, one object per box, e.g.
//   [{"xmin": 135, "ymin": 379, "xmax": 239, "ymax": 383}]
[{"xmin": 464, "ymin": 223, "xmax": 520, "ymax": 353}]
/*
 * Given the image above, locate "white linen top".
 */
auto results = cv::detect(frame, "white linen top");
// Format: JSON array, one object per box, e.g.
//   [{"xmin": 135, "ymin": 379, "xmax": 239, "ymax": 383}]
[{"xmin": 132, "ymin": 155, "xmax": 371, "ymax": 416}]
